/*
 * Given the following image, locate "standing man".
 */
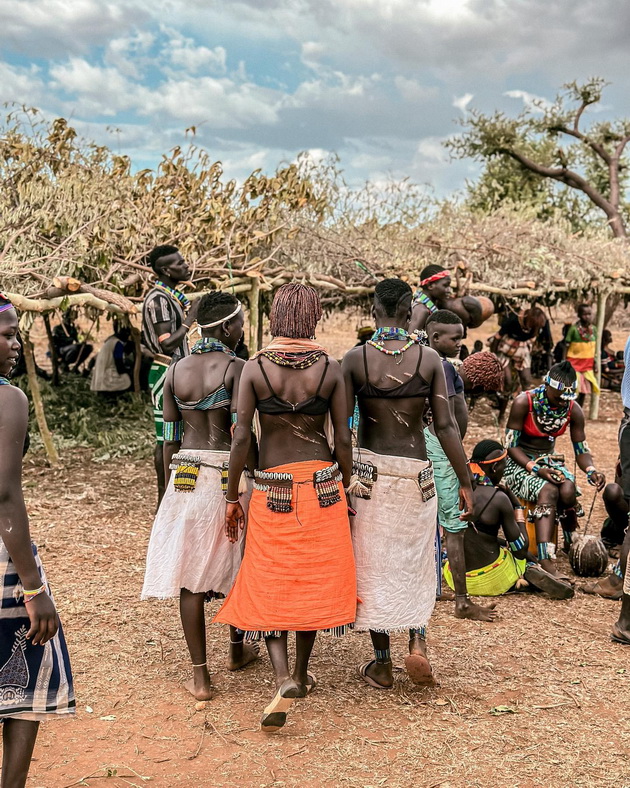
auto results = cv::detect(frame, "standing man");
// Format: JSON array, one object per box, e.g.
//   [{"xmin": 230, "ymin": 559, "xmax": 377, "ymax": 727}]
[
  {"xmin": 142, "ymin": 245, "xmax": 199, "ymax": 504},
  {"xmin": 612, "ymin": 335, "xmax": 630, "ymax": 644},
  {"xmin": 425, "ymin": 310, "xmax": 499, "ymax": 621},
  {"xmin": 408, "ymin": 265, "xmax": 452, "ymax": 334},
  {"xmin": 342, "ymin": 279, "xmax": 473, "ymax": 689}
]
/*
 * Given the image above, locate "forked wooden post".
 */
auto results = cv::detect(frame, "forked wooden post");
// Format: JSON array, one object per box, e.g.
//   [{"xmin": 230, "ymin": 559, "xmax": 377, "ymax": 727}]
[
  {"xmin": 130, "ymin": 325, "xmax": 142, "ymax": 394},
  {"xmin": 23, "ymin": 334, "xmax": 59, "ymax": 465},
  {"xmin": 248, "ymin": 276, "xmax": 260, "ymax": 352},
  {"xmin": 589, "ymin": 289, "xmax": 608, "ymax": 420}
]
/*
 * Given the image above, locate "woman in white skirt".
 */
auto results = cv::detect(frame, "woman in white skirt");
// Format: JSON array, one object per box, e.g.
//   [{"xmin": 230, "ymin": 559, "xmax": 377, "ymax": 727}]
[{"xmin": 142, "ymin": 292, "xmax": 258, "ymax": 700}]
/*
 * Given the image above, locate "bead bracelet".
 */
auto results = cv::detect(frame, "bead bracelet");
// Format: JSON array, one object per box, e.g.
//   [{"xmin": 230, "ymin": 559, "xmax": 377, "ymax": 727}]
[{"xmin": 23, "ymin": 584, "xmax": 46, "ymax": 603}]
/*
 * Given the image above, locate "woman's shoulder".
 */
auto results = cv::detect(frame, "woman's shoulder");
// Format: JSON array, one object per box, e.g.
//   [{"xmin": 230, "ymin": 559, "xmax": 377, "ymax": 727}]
[{"xmin": 0, "ymin": 384, "xmax": 28, "ymax": 419}]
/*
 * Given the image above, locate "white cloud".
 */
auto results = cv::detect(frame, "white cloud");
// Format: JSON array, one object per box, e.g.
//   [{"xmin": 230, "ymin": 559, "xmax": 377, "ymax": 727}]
[
  {"xmin": 452, "ymin": 93, "xmax": 473, "ymax": 113},
  {"xmin": 49, "ymin": 58, "xmax": 138, "ymax": 116},
  {"xmin": 168, "ymin": 37, "xmax": 227, "ymax": 74},
  {"xmin": 415, "ymin": 137, "xmax": 447, "ymax": 164},
  {"xmin": 105, "ymin": 31, "xmax": 155, "ymax": 79},
  {"xmin": 504, "ymin": 89, "xmax": 552, "ymax": 112}
]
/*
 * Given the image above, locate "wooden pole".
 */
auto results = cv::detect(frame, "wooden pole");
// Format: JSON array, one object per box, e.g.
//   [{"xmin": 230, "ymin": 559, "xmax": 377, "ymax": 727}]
[
  {"xmin": 130, "ymin": 326, "xmax": 142, "ymax": 394},
  {"xmin": 248, "ymin": 276, "xmax": 260, "ymax": 353},
  {"xmin": 589, "ymin": 289, "xmax": 608, "ymax": 420},
  {"xmin": 42, "ymin": 313, "xmax": 60, "ymax": 386},
  {"xmin": 23, "ymin": 335, "xmax": 59, "ymax": 465}
]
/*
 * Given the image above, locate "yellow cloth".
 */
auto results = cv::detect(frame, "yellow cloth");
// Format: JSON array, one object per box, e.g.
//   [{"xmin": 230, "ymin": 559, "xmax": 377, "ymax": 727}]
[
  {"xmin": 443, "ymin": 547, "xmax": 526, "ymax": 596},
  {"xmin": 567, "ymin": 340, "xmax": 596, "ymax": 359}
]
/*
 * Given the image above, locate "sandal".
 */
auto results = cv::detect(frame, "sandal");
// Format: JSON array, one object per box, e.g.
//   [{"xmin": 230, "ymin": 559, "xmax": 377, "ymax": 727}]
[
  {"xmin": 582, "ymin": 579, "xmax": 623, "ymax": 600},
  {"xmin": 611, "ymin": 624, "xmax": 630, "ymax": 645},
  {"xmin": 260, "ymin": 679, "xmax": 301, "ymax": 733},
  {"xmin": 357, "ymin": 660, "xmax": 393, "ymax": 690},
  {"xmin": 404, "ymin": 653, "xmax": 435, "ymax": 686}
]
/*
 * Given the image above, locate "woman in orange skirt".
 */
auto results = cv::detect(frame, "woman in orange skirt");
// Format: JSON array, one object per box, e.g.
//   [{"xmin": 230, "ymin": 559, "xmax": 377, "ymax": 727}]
[{"xmin": 214, "ymin": 284, "xmax": 356, "ymax": 732}]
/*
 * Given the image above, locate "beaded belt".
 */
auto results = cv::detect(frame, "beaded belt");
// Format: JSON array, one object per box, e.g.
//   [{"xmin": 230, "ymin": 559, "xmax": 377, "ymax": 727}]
[
  {"xmin": 349, "ymin": 459, "xmax": 435, "ymax": 502},
  {"xmin": 170, "ymin": 453, "xmax": 229, "ymax": 494},
  {"xmin": 253, "ymin": 463, "xmax": 342, "ymax": 513}
]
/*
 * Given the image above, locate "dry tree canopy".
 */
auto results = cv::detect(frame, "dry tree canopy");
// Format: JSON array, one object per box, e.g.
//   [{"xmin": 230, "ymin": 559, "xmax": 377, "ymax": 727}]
[{"xmin": 0, "ymin": 108, "xmax": 628, "ymax": 310}]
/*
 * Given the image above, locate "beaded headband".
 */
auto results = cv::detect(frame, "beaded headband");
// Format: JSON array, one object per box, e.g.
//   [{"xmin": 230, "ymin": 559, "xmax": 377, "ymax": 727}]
[
  {"xmin": 197, "ymin": 301, "xmax": 242, "ymax": 329},
  {"xmin": 544, "ymin": 373, "xmax": 578, "ymax": 400},
  {"xmin": 471, "ymin": 448, "xmax": 508, "ymax": 464},
  {"xmin": 420, "ymin": 270, "xmax": 450, "ymax": 287},
  {"xmin": 0, "ymin": 292, "xmax": 14, "ymax": 313}
]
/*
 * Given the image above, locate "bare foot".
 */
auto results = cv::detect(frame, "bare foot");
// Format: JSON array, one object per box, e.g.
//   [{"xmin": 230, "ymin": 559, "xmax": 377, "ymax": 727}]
[
  {"xmin": 454, "ymin": 598, "xmax": 498, "ymax": 622},
  {"xmin": 227, "ymin": 640, "xmax": 260, "ymax": 671},
  {"xmin": 183, "ymin": 670, "xmax": 214, "ymax": 701},
  {"xmin": 437, "ymin": 591, "xmax": 455, "ymax": 601}
]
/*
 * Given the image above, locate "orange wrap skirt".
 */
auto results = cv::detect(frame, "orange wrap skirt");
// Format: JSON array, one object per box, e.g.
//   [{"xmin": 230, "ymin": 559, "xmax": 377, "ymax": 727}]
[{"xmin": 214, "ymin": 460, "xmax": 357, "ymax": 633}]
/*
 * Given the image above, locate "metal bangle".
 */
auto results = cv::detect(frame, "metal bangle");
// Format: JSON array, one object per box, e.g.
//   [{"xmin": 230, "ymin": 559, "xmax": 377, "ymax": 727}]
[{"xmin": 225, "ymin": 498, "xmax": 240, "ymax": 504}]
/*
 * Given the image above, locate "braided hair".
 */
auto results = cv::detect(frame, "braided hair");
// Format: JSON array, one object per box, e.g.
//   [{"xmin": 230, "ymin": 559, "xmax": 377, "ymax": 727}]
[
  {"xmin": 547, "ymin": 360, "xmax": 577, "ymax": 387},
  {"xmin": 461, "ymin": 351, "xmax": 504, "ymax": 392},
  {"xmin": 470, "ymin": 439, "xmax": 504, "ymax": 464},
  {"xmin": 374, "ymin": 278, "xmax": 412, "ymax": 317},
  {"xmin": 197, "ymin": 292, "xmax": 240, "ymax": 326},
  {"xmin": 269, "ymin": 283, "xmax": 322, "ymax": 339}
]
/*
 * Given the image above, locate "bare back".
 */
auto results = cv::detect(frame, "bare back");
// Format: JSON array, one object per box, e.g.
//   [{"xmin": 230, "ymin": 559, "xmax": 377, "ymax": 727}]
[
  {"xmin": 241, "ymin": 354, "xmax": 347, "ymax": 469},
  {"xmin": 163, "ymin": 353, "xmax": 243, "ymax": 451},
  {"xmin": 343, "ymin": 341, "xmax": 444, "ymax": 459}
]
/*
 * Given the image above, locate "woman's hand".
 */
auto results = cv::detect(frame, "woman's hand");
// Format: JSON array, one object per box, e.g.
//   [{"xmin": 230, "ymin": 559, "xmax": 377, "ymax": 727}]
[
  {"xmin": 225, "ymin": 501, "xmax": 245, "ymax": 543},
  {"xmin": 26, "ymin": 593, "xmax": 59, "ymax": 646},
  {"xmin": 459, "ymin": 486, "xmax": 474, "ymax": 520}
]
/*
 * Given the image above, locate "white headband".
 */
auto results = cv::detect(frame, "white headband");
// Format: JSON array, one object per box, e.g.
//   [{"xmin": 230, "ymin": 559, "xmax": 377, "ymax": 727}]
[{"xmin": 197, "ymin": 300, "xmax": 242, "ymax": 329}]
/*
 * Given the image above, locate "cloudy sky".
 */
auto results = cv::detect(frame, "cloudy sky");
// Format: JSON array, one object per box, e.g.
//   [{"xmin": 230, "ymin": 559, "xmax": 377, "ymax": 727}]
[{"xmin": 2, "ymin": 0, "xmax": 629, "ymax": 195}]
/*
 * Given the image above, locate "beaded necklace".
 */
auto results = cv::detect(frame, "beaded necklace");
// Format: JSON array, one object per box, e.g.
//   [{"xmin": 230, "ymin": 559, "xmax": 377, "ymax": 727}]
[
  {"xmin": 259, "ymin": 350, "xmax": 324, "ymax": 369},
  {"xmin": 155, "ymin": 280, "xmax": 190, "ymax": 310},
  {"xmin": 472, "ymin": 470, "xmax": 494, "ymax": 487},
  {"xmin": 0, "ymin": 376, "xmax": 10, "ymax": 385},
  {"xmin": 367, "ymin": 326, "xmax": 417, "ymax": 359},
  {"xmin": 576, "ymin": 321, "xmax": 596, "ymax": 342},
  {"xmin": 412, "ymin": 291, "xmax": 437, "ymax": 313},
  {"xmin": 531, "ymin": 384, "xmax": 570, "ymax": 433},
  {"xmin": 191, "ymin": 337, "xmax": 235, "ymax": 356}
]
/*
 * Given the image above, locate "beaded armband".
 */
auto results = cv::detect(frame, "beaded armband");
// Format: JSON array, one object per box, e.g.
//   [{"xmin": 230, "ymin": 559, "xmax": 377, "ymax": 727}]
[
  {"xmin": 164, "ymin": 420, "xmax": 183, "ymax": 441},
  {"xmin": 508, "ymin": 534, "xmax": 526, "ymax": 553},
  {"xmin": 506, "ymin": 429, "xmax": 521, "ymax": 448},
  {"xmin": 231, "ymin": 412, "xmax": 237, "ymax": 425},
  {"xmin": 573, "ymin": 440, "xmax": 590, "ymax": 456}
]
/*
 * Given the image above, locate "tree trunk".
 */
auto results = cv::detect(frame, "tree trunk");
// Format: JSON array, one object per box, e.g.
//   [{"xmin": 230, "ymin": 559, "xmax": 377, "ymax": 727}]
[
  {"xmin": 42, "ymin": 313, "xmax": 59, "ymax": 386},
  {"xmin": 23, "ymin": 335, "xmax": 59, "ymax": 465}
]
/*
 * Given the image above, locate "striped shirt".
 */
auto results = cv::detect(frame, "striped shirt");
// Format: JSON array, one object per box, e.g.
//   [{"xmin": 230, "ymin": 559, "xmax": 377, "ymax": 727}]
[
  {"xmin": 142, "ymin": 286, "xmax": 189, "ymax": 361},
  {"xmin": 622, "ymin": 335, "xmax": 630, "ymax": 410}
]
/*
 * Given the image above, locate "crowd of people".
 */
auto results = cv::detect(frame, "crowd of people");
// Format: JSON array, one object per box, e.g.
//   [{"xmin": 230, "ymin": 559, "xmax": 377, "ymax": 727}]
[{"xmin": 1, "ymin": 246, "xmax": 630, "ymax": 783}]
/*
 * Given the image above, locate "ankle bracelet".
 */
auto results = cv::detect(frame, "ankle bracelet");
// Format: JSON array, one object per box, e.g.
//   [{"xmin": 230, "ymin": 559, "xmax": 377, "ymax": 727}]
[{"xmin": 192, "ymin": 662, "xmax": 207, "ymax": 667}]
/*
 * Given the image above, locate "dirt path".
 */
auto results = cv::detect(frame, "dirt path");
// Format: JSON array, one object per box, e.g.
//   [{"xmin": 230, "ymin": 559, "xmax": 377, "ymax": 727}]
[{"xmin": 21, "ymin": 389, "xmax": 630, "ymax": 787}]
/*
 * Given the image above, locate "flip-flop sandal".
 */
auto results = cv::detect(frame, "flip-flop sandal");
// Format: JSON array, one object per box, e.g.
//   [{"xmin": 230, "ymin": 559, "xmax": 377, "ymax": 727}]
[
  {"xmin": 404, "ymin": 653, "xmax": 436, "ymax": 686},
  {"xmin": 524, "ymin": 565, "xmax": 575, "ymax": 600},
  {"xmin": 260, "ymin": 679, "xmax": 300, "ymax": 733},
  {"xmin": 357, "ymin": 660, "xmax": 393, "ymax": 690},
  {"xmin": 582, "ymin": 580, "xmax": 623, "ymax": 600},
  {"xmin": 611, "ymin": 624, "xmax": 630, "ymax": 645},
  {"xmin": 305, "ymin": 671, "xmax": 317, "ymax": 695}
]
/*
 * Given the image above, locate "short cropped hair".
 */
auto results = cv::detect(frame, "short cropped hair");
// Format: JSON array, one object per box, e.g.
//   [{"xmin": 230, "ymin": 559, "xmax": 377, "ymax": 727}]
[
  {"xmin": 147, "ymin": 245, "xmax": 179, "ymax": 273},
  {"xmin": 425, "ymin": 309, "xmax": 463, "ymax": 328},
  {"xmin": 197, "ymin": 292, "xmax": 240, "ymax": 326}
]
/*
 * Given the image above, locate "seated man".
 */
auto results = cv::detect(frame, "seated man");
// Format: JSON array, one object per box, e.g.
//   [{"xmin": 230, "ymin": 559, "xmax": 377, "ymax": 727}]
[
  {"xmin": 52, "ymin": 309, "xmax": 93, "ymax": 372},
  {"xmin": 443, "ymin": 440, "xmax": 574, "ymax": 599},
  {"xmin": 90, "ymin": 321, "xmax": 134, "ymax": 396}
]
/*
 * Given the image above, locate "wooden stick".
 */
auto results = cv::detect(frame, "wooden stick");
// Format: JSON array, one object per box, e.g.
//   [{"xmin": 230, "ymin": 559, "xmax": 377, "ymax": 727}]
[
  {"xmin": 248, "ymin": 276, "xmax": 260, "ymax": 353},
  {"xmin": 130, "ymin": 326, "xmax": 142, "ymax": 394},
  {"xmin": 589, "ymin": 289, "xmax": 608, "ymax": 420},
  {"xmin": 6, "ymin": 292, "xmax": 129, "ymax": 315},
  {"xmin": 42, "ymin": 313, "xmax": 59, "ymax": 387},
  {"xmin": 22, "ymin": 335, "xmax": 59, "ymax": 465}
]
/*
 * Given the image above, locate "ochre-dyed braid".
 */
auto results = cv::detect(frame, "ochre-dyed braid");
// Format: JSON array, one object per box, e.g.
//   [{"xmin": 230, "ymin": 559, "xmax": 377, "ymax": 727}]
[
  {"xmin": 462, "ymin": 351, "xmax": 504, "ymax": 392},
  {"xmin": 269, "ymin": 283, "xmax": 323, "ymax": 339}
]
